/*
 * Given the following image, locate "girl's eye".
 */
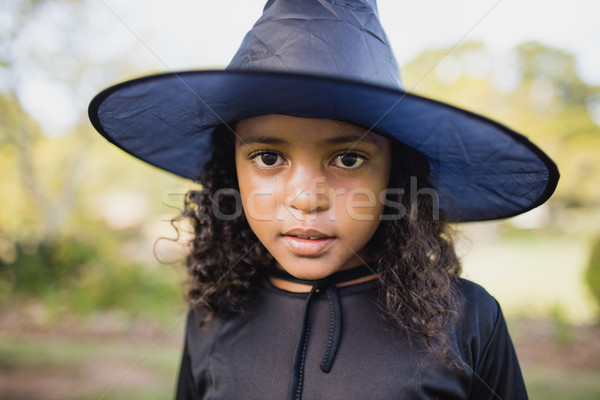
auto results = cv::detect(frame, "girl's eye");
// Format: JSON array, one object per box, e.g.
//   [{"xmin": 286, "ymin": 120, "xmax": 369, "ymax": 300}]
[
  {"xmin": 333, "ymin": 153, "xmax": 365, "ymax": 169},
  {"xmin": 252, "ymin": 152, "xmax": 284, "ymax": 168}
]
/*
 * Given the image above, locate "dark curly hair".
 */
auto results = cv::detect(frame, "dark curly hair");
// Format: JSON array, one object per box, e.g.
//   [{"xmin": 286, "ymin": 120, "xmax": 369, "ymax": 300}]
[{"xmin": 181, "ymin": 123, "xmax": 462, "ymax": 359}]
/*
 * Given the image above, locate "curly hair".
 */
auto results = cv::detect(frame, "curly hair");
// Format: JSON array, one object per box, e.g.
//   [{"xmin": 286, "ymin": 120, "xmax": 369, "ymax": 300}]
[{"xmin": 181, "ymin": 123, "xmax": 462, "ymax": 359}]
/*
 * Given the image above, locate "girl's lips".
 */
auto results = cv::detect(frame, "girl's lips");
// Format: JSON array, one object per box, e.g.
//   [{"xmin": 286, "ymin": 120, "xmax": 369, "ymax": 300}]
[{"xmin": 282, "ymin": 235, "xmax": 335, "ymax": 256}]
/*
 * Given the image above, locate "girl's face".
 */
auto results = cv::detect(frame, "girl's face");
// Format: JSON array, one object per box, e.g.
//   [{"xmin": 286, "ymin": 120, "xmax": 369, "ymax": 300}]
[{"xmin": 235, "ymin": 114, "xmax": 391, "ymax": 280}]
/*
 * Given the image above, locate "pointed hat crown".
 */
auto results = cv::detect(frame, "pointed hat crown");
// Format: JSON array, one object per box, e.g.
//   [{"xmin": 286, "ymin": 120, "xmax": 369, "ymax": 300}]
[{"xmin": 228, "ymin": 0, "xmax": 402, "ymax": 89}]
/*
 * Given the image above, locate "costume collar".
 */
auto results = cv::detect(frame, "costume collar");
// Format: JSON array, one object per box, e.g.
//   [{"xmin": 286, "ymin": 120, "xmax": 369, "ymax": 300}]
[{"xmin": 267, "ymin": 264, "xmax": 378, "ymax": 400}]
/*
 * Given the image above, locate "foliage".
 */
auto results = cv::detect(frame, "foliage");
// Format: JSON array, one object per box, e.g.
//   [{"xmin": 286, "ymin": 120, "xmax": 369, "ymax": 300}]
[
  {"xmin": 2, "ymin": 2, "xmax": 600, "ymax": 325},
  {"xmin": 584, "ymin": 235, "xmax": 600, "ymax": 319},
  {"xmin": 0, "ymin": 225, "xmax": 185, "ymax": 322},
  {"xmin": 0, "ymin": 237, "xmax": 96, "ymax": 295}
]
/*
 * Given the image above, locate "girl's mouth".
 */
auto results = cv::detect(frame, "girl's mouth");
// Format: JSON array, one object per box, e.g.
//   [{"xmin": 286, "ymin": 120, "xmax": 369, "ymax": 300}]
[{"xmin": 281, "ymin": 230, "xmax": 335, "ymax": 256}]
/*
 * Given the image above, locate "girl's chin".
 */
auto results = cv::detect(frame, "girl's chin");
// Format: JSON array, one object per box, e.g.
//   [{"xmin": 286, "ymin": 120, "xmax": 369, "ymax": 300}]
[{"xmin": 274, "ymin": 259, "xmax": 353, "ymax": 281}]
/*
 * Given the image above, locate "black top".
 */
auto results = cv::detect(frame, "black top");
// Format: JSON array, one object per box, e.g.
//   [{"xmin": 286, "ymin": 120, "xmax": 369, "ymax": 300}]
[{"xmin": 176, "ymin": 277, "xmax": 527, "ymax": 399}]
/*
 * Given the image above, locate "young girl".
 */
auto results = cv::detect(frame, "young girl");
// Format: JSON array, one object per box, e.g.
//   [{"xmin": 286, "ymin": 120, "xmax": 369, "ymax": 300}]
[{"xmin": 89, "ymin": 1, "xmax": 559, "ymax": 398}]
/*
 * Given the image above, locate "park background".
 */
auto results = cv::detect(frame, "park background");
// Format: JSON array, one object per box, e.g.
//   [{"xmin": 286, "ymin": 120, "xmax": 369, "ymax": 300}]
[{"xmin": 1, "ymin": 0, "xmax": 600, "ymax": 398}]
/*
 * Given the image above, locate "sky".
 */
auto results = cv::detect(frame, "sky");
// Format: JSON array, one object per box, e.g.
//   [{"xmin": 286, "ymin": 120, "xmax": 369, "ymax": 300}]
[
  {"xmin": 5, "ymin": 0, "xmax": 599, "ymax": 135},
  {"xmin": 95, "ymin": 0, "xmax": 599, "ymax": 81}
]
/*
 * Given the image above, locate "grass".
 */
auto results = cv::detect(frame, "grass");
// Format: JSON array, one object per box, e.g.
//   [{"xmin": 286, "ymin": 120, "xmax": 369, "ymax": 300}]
[
  {"xmin": 459, "ymin": 225, "xmax": 597, "ymax": 323},
  {"xmin": 2, "ymin": 330, "xmax": 600, "ymax": 399},
  {"xmin": 0, "ymin": 332, "xmax": 182, "ymax": 400},
  {"xmin": 524, "ymin": 365, "xmax": 600, "ymax": 400}
]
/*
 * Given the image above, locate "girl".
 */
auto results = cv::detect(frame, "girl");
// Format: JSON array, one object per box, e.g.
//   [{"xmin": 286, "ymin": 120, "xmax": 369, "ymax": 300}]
[{"xmin": 89, "ymin": 1, "xmax": 559, "ymax": 398}]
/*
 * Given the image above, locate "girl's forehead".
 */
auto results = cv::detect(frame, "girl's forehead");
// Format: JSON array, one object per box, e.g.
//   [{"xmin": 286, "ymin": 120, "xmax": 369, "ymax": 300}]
[{"xmin": 235, "ymin": 114, "xmax": 388, "ymax": 147}]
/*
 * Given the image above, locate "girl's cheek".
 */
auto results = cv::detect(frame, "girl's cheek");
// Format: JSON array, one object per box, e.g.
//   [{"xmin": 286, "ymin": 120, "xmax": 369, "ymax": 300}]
[
  {"xmin": 344, "ymin": 189, "xmax": 378, "ymax": 219},
  {"xmin": 239, "ymin": 179, "xmax": 282, "ymax": 222}
]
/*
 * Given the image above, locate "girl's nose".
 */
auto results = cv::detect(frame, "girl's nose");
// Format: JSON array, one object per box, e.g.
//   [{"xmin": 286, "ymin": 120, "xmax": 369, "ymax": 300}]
[{"xmin": 284, "ymin": 167, "xmax": 330, "ymax": 214}]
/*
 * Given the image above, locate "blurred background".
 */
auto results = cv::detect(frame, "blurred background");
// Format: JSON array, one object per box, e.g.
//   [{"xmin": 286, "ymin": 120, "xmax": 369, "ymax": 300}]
[{"xmin": 1, "ymin": 0, "xmax": 599, "ymax": 398}]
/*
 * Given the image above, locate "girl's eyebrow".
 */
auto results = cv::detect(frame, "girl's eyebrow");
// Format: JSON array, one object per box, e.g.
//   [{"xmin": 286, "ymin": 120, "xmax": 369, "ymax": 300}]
[
  {"xmin": 320, "ymin": 134, "xmax": 379, "ymax": 146},
  {"xmin": 238, "ymin": 136, "xmax": 289, "ymax": 147},
  {"xmin": 238, "ymin": 134, "xmax": 379, "ymax": 148}
]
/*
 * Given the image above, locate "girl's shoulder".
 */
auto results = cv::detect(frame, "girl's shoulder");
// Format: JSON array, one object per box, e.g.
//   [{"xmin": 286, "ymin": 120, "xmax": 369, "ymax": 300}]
[
  {"xmin": 455, "ymin": 277, "xmax": 503, "ymax": 328},
  {"xmin": 452, "ymin": 279, "xmax": 527, "ymax": 397},
  {"xmin": 453, "ymin": 278, "xmax": 512, "ymax": 359},
  {"xmin": 456, "ymin": 277, "xmax": 501, "ymax": 317}
]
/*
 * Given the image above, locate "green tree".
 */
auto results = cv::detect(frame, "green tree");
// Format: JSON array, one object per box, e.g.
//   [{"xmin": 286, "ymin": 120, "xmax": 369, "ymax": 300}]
[
  {"xmin": 0, "ymin": 0, "xmax": 186, "ymax": 318},
  {"xmin": 403, "ymin": 40, "xmax": 600, "ymax": 213}
]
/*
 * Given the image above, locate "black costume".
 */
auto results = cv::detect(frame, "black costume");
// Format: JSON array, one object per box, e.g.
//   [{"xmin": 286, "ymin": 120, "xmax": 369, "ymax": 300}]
[{"xmin": 176, "ymin": 271, "xmax": 527, "ymax": 400}]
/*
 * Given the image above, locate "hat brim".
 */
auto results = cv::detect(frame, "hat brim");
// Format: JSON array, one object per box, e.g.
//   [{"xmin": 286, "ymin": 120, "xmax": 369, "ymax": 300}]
[{"xmin": 89, "ymin": 70, "xmax": 559, "ymax": 222}]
